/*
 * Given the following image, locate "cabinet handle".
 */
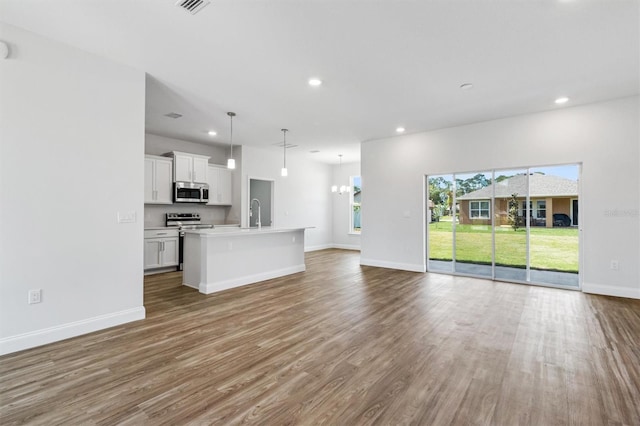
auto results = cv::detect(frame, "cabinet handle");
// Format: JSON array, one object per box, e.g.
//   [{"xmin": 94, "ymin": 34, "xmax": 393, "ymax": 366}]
[{"xmin": 161, "ymin": 241, "xmax": 165, "ymax": 251}]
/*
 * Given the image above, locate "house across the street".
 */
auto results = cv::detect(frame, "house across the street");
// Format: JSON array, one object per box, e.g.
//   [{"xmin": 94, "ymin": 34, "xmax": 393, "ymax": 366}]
[{"xmin": 457, "ymin": 173, "xmax": 578, "ymax": 227}]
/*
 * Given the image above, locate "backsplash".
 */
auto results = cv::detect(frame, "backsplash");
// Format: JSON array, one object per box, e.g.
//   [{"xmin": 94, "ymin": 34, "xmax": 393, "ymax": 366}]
[{"xmin": 144, "ymin": 204, "xmax": 240, "ymax": 227}]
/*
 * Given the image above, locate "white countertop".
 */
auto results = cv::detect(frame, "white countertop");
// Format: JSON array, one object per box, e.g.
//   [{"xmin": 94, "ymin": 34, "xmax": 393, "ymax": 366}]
[
  {"xmin": 144, "ymin": 223, "xmax": 240, "ymax": 231},
  {"xmin": 183, "ymin": 226, "xmax": 310, "ymax": 237}
]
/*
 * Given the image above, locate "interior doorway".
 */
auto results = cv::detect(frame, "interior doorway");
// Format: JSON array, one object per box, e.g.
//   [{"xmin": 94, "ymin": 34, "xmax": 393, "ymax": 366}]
[{"xmin": 248, "ymin": 178, "xmax": 274, "ymax": 227}]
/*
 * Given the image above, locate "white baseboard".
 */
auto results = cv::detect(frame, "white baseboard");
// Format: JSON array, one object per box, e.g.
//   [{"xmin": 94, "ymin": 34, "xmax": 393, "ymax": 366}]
[
  {"xmin": 304, "ymin": 244, "xmax": 334, "ymax": 252},
  {"xmin": 198, "ymin": 264, "xmax": 306, "ymax": 294},
  {"xmin": 582, "ymin": 282, "xmax": 640, "ymax": 299},
  {"xmin": 332, "ymin": 244, "xmax": 361, "ymax": 251},
  {"xmin": 360, "ymin": 258, "xmax": 426, "ymax": 273},
  {"xmin": 0, "ymin": 306, "xmax": 146, "ymax": 356},
  {"xmin": 305, "ymin": 244, "xmax": 361, "ymax": 252}
]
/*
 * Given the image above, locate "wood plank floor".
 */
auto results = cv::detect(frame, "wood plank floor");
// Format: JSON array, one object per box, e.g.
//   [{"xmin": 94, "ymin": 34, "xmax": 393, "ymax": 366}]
[{"xmin": 1, "ymin": 249, "xmax": 639, "ymax": 425}]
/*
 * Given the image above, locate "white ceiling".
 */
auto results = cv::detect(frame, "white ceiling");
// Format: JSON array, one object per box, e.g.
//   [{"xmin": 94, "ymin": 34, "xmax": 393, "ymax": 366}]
[{"xmin": 2, "ymin": 0, "xmax": 638, "ymax": 163}]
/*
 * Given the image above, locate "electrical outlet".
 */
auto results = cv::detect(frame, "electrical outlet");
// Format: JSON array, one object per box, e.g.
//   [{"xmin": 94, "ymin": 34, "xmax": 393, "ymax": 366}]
[
  {"xmin": 28, "ymin": 289, "xmax": 42, "ymax": 304},
  {"xmin": 610, "ymin": 260, "xmax": 619, "ymax": 270}
]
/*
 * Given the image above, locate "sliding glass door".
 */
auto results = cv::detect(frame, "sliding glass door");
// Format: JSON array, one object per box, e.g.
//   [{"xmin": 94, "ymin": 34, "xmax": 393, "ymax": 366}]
[
  {"xmin": 494, "ymin": 169, "xmax": 528, "ymax": 282},
  {"xmin": 528, "ymin": 165, "xmax": 579, "ymax": 287},
  {"xmin": 426, "ymin": 164, "xmax": 580, "ymax": 289},
  {"xmin": 427, "ymin": 174, "xmax": 454, "ymax": 273},
  {"xmin": 454, "ymin": 172, "xmax": 493, "ymax": 278}
]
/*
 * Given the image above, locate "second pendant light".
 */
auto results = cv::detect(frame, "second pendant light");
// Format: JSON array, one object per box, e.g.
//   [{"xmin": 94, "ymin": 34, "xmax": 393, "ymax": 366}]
[{"xmin": 281, "ymin": 128, "xmax": 288, "ymax": 177}]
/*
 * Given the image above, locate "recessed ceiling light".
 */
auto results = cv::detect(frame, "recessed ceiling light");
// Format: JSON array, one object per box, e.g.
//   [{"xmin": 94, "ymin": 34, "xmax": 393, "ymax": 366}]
[
  {"xmin": 555, "ymin": 96, "xmax": 570, "ymax": 104},
  {"xmin": 396, "ymin": 127, "xmax": 406, "ymax": 133},
  {"xmin": 308, "ymin": 78, "xmax": 322, "ymax": 87},
  {"xmin": 164, "ymin": 112, "xmax": 182, "ymax": 119},
  {"xmin": 207, "ymin": 130, "xmax": 217, "ymax": 136},
  {"xmin": 460, "ymin": 83, "xmax": 473, "ymax": 90}
]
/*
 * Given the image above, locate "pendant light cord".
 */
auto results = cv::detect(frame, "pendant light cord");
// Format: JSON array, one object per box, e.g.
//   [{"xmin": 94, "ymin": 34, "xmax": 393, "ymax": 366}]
[
  {"xmin": 227, "ymin": 111, "xmax": 236, "ymax": 160},
  {"xmin": 282, "ymin": 129, "xmax": 288, "ymax": 168}
]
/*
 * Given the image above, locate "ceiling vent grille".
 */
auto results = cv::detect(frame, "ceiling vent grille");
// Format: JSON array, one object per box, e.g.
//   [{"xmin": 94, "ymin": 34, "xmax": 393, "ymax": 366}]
[
  {"xmin": 175, "ymin": 0, "xmax": 210, "ymax": 15},
  {"xmin": 273, "ymin": 142, "xmax": 298, "ymax": 149}
]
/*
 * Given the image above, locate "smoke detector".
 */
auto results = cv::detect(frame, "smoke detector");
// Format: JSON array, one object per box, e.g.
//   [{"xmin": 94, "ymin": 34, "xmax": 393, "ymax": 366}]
[{"xmin": 175, "ymin": 0, "xmax": 210, "ymax": 15}]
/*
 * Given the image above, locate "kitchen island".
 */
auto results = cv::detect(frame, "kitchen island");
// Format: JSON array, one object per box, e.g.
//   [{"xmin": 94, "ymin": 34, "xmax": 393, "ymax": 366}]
[{"xmin": 182, "ymin": 227, "xmax": 308, "ymax": 294}]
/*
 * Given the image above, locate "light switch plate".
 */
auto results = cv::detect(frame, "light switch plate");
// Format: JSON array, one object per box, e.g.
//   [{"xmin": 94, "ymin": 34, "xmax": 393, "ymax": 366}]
[{"xmin": 117, "ymin": 211, "xmax": 136, "ymax": 223}]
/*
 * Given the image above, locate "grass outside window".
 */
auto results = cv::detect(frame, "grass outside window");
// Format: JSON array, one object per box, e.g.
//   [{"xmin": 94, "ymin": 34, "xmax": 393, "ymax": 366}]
[{"xmin": 428, "ymin": 221, "xmax": 578, "ymax": 273}]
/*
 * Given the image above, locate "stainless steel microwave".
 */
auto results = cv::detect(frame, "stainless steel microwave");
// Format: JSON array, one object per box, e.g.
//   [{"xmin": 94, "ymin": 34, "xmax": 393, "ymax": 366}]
[{"xmin": 174, "ymin": 182, "xmax": 209, "ymax": 203}]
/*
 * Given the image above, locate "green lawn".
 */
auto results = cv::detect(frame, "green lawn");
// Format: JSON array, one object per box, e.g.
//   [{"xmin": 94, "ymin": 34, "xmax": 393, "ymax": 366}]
[{"xmin": 428, "ymin": 222, "xmax": 579, "ymax": 273}]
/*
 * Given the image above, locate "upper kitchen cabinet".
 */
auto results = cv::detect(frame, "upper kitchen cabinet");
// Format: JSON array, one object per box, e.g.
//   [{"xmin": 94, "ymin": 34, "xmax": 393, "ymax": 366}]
[
  {"xmin": 207, "ymin": 164, "xmax": 232, "ymax": 205},
  {"xmin": 171, "ymin": 151, "xmax": 209, "ymax": 183},
  {"xmin": 144, "ymin": 155, "xmax": 173, "ymax": 204}
]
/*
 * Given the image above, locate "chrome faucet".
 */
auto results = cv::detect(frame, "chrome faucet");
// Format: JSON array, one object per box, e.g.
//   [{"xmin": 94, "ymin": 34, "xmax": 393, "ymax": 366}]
[{"xmin": 250, "ymin": 198, "xmax": 261, "ymax": 229}]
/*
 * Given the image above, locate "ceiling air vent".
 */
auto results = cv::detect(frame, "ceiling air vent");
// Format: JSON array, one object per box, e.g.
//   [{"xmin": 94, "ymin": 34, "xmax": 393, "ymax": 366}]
[
  {"xmin": 164, "ymin": 112, "xmax": 183, "ymax": 119},
  {"xmin": 273, "ymin": 142, "xmax": 298, "ymax": 149},
  {"xmin": 175, "ymin": 0, "xmax": 210, "ymax": 15}
]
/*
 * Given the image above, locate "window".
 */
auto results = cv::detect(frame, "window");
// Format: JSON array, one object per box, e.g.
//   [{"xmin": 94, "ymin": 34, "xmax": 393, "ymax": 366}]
[
  {"xmin": 469, "ymin": 200, "xmax": 490, "ymax": 219},
  {"xmin": 350, "ymin": 176, "xmax": 361, "ymax": 233},
  {"xmin": 428, "ymin": 164, "xmax": 580, "ymax": 289},
  {"xmin": 521, "ymin": 201, "xmax": 532, "ymax": 217},
  {"xmin": 536, "ymin": 200, "xmax": 546, "ymax": 219}
]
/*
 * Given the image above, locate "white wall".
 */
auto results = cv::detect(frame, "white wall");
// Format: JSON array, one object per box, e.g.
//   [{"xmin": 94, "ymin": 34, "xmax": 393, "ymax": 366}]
[
  {"xmin": 361, "ymin": 96, "xmax": 640, "ymax": 299},
  {"xmin": 332, "ymin": 162, "xmax": 361, "ymax": 250},
  {"xmin": 241, "ymin": 146, "xmax": 333, "ymax": 251},
  {"xmin": 145, "ymin": 133, "xmax": 228, "ymax": 164},
  {"xmin": 0, "ymin": 24, "xmax": 146, "ymax": 354}
]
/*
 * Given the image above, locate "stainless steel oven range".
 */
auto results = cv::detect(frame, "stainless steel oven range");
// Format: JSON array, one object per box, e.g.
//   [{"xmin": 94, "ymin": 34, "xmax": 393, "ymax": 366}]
[{"xmin": 166, "ymin": 213, "xmax": 214, "ymax": 271}]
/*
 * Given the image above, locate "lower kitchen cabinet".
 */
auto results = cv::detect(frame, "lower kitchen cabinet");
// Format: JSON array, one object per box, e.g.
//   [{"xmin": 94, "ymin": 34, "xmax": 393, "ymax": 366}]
[{"xmin": 144, "ymin": 229, "xmax": 179, "ymax": 271}]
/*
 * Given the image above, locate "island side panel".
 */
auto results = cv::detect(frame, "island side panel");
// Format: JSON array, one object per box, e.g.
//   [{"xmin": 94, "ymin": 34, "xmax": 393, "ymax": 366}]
[
  {"xmin": 199, "ymin": 229, "xmax": 305, "ymax": 294},
  {"xmin": 183, "ymin": 233, "xmax": 203, "ymax": 291}
]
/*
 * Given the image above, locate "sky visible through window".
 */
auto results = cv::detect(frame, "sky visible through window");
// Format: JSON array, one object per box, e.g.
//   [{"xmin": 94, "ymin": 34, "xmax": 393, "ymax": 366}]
[
  {"xmin": 353, "ymin": 176, "xmax": 361, "ymax": 190},
  {"xmin": 530, "ymin": 164, "xmax": 578, "ymax": 180}
]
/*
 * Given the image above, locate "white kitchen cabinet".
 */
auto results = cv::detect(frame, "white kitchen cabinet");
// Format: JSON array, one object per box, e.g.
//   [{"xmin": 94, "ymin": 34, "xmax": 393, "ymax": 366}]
[
  {"xmin": 192, "ymin": 156, "xmax": 209, "ymax": 183},
  {"xmin": 171, "ymin": 151, "xmax": 210, "ymax": 183},
  {"xmin": 144, "ymin": 229, "xmax": 179, "ymax": 271},
  {"xmin": 159, "ymin": 238, "xmax": 178, "ymax": 266},
  {"xmin": 173, "ymin": 154, "xmax": 192, "ymax": 182},
  {"xmin": 144, "ymin": 155, "xmax": 173, "ymax": 204},
  {"xmin": 144, "ymin": 239, "xmax": 163, "ymax": 269},
  {"xmin": 207, "ymin": 164, "xmax": 233, "ymax": 205}
]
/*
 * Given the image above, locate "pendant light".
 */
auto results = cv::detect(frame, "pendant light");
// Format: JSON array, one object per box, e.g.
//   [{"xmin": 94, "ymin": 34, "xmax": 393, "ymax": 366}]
[
  {"xmin": 281, "ymin": 128, "xmax": 289, "ymax": 177},
  {"xmin": 226, "ymin": 112, "xmax": 236, "ymax": 169},
  {"xmin": 331, "ymin": 154, "xmax": 351, "ymax": 195}
]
